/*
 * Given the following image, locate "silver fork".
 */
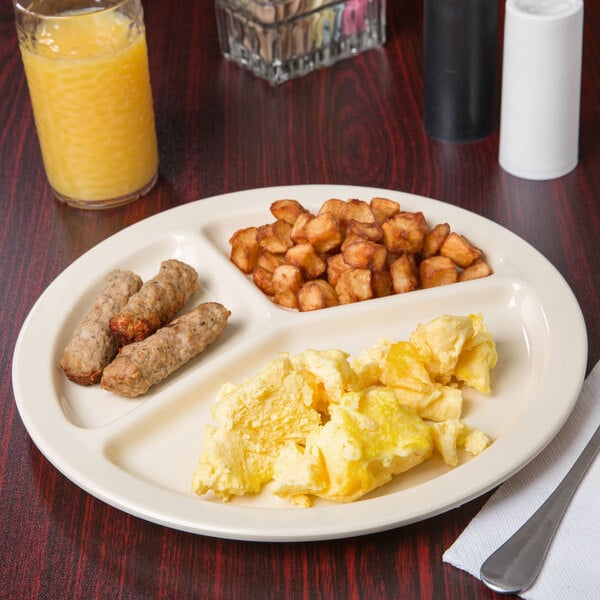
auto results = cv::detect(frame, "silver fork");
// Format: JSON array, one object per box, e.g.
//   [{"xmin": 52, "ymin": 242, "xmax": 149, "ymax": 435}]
[{"xmin": 480, "ymin": 424, "xmax": 600, "ymax": 594}]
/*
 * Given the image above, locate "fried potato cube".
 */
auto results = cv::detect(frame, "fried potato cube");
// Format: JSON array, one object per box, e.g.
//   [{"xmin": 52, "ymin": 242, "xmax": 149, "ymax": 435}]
[
  {"xmin": 343, "ymin": 199, "xmax": 376, "ymax": 224},
  {"xmin": 458, "ymin": 259, "xmax": 493, "ymax": 281},
  {"xmin": 254, "ymin": 251, "xmax": 286, "ymax": 296},
  {"xmin": 272, "ymin": 264, "xmax": 303, "ymax": 290},
  {"xmin": 290, "ymin": 211, "xmax": 314, "ymax": 244},
  {"xmin": 229, "ymin": 226, "xmax": 260, "ymax": 274},
  {"xmin": 390, "ymin": 254, "xmax": 418, "ymax": 294},
  {"xmin": 257, "ymin": 250, "xmax": 285, "ymax": 273},
  {"xmin": 327, "ymin": 253, "xmax": 352, "ymax": 286},
  {"xmin": 285, "ymin": 243, "xmax": 327, "ymax": 279},
  {"xmin": 345, "ymin": 219, "xmax": 383, "ymax": 242},
  {"xmin": 342, "ymin": 240, "xmax": 387, "ymax": 271},
  {"xmin": 335, "ymin": 268, "xmax": 373, "ymax": 304},
  {"xmin": 270, "ymin": 199, "xmax": 307, "ymax": 224},
  {"xmin": 341, "ymin": 232, "xmax": 363, "ymax": 252},
  {"xmin": 440, "ymin": 232, "xmax": 482, "ymax": 268},
  {"xmin": 422, "ymin": 223, "xmax": 450, "ymax": 258},
  {"xmin": 385, "ymin": 251, "xmax": 403, "ymax": 270},
  {"xmin": 305, "ymin": 212, "xmax": 343, "ymax": 253},
  {"xmin": 370, "ymin": 197, "xmax": 400, "ymax": 222},
  {"xmin": 298, "ymin": 279, "xmax": 339, "ymax": 311},
  {"xmin": 274, "ymin": 290, "xmax": 298, "ymax": 309},
  {"xmin": 253, "ymin": 264, "xmax": 276, "ymax": 296},
  {"xmin": 317, "ymin": 198, "xmax": 347, "ymax": 221},
  {"xmin": 381, "ymin": 211, "xmax": 427, "ymax": 254},
  {"xmin": 372, "ymin": 270, "xmax": 394, "ymax": 298},
  {"xmin": 419, "ymin": 256, "xmax": 458, "ymax": 288},
  {"xmin": 272, "ymin": 264, "xmax": 303, "ymax": 309},
  {"xmin": 257, "ymin": 219, "xmax": 294, "ymax": 254}
]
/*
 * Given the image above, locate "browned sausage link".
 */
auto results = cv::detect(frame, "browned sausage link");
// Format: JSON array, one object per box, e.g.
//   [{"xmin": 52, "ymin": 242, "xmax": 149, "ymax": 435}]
[
  {"xmin": 60, "ymin": 269, "xmax": 143, "ymax": 385},
  {"xmin": 101, "ymin": 302, "xmax": 230, "ymax": 397},
  {"xmin": 109, "ymin": 259, "xmax": 199, "ymax": 345}
]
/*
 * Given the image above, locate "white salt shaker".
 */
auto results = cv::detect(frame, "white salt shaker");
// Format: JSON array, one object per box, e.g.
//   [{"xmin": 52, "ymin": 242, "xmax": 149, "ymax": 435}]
[{"xmin": 498, "ymin": 0, "xmax": 584, "ymax": 180}]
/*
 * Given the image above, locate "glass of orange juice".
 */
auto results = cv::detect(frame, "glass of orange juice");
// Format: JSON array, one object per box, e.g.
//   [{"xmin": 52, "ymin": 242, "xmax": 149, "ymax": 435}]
[{"xmin": 14, "ymin": 0, "xmax": 158, "ymax": 209}]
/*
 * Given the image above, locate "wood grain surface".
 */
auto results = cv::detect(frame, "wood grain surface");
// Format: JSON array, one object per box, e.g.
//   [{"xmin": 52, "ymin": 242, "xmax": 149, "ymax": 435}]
[{"xmin": 1, "ymin": 0, "xmax": 599, "ymax": 598}]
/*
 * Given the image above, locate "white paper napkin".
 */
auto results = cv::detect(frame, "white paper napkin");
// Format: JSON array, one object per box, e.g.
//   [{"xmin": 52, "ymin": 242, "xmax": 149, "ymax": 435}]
[{"xmin": 443, "ymin": 360, "xmax": 600, "ymax": 600}]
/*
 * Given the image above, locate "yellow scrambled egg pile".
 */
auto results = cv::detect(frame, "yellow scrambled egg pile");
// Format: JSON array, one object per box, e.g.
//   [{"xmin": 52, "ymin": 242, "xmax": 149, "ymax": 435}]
[{"xmin": 192, "ymin": 314, "xmax": 497, "ymax": 506}]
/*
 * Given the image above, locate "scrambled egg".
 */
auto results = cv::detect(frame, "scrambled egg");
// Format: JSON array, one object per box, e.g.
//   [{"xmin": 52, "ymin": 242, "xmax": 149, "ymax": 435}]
[
  {"xmin": 409, "ymin": 313, "xmax": 497, "ymax": 394},
  {"xmin": 192, "ymin": 314, "xmax": 498, "ymax": 506}
]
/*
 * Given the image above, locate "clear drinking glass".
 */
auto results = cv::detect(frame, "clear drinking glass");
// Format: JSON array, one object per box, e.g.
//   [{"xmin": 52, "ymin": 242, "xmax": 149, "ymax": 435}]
[{"xmin": 14, "ymin": 0, "xmax": 158, "ymax": 209}]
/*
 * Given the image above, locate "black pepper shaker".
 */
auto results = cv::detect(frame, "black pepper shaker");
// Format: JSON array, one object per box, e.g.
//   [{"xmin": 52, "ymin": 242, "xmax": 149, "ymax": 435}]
[{"xmin": 423, "ymin": 0, "xmax": 499, "ymax": 143}]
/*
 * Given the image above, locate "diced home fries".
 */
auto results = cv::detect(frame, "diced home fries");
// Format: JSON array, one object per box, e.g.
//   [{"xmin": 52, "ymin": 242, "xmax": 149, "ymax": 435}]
[{"xmin": 229, "ymin": 197, "xmax": 492, "ymax": 311}]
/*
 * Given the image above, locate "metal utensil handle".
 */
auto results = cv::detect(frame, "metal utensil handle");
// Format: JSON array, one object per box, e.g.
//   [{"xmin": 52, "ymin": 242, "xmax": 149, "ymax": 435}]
[{"xmin": 480, "ymin": 424, "xmax": 600, "ymax": 594}]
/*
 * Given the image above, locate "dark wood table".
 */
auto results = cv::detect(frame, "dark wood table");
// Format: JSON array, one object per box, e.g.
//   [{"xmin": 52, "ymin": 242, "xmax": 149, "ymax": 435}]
[{"xmin": 2, "ymin": 1, "xmax": 599, "ymax": 598}]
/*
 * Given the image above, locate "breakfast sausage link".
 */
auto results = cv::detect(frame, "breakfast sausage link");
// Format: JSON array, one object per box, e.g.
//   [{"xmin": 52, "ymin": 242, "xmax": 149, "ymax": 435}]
[
  {"xmin": 109, "ymin": 259, "xmax": 199, "ymax": 345},
  {"xmin": 101, "ymin": 302, "xmax": 231, "ymax": 397},
  {"xmin": 60, "ymin": 269, "xmax": 143, "ymax": 386}
]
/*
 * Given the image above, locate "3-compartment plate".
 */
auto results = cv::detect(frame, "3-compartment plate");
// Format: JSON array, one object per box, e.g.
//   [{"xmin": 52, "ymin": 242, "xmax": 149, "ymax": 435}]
[{"xmin": 12, "ymin": 185, "xmax": 587, "ymax": 541}]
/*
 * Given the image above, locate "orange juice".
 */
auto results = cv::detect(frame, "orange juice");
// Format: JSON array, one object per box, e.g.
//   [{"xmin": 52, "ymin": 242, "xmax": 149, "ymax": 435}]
[{"xmin": 19, "ymin": 8, "xmax": 158, "ymax": 207}]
